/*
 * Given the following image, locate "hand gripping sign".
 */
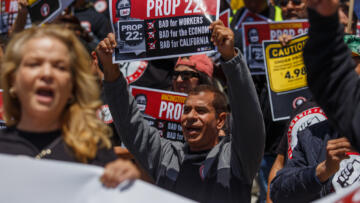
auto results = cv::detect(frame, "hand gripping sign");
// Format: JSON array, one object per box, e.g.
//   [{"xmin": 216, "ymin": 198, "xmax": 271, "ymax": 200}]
[{"xmin": 110, "ymin": 0, "xmax": 220, "ymax": 62}]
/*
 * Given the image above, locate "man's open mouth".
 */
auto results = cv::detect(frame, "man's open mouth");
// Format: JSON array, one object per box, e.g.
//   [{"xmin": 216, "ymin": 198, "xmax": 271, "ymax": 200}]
[{"xmin": 185, "ymin": 126, "xmax": 202, "ymax": 137}]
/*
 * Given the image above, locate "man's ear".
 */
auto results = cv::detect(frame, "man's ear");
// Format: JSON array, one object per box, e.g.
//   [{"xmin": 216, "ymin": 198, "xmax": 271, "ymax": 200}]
[{"xmin": 216, "ymin": 112, "xmax": 227, "ymax": 130}]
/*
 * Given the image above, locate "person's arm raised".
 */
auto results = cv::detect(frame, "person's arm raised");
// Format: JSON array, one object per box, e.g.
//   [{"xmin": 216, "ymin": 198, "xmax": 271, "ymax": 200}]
[
  {"xmin": 97, "ymin": 34, "xmax": 170, "ymax": 179},
  {"xmin": 95, "ymin": 33, "xmax": 121, "ymax": 82},
  {"xmin": 209, "ymin": 20, "xmax": 237, "ymax": 61},
  {"xmin": 304, "ymin": 0, "xmax": 360, "ymax": 149},
  {"xmin": 10, "ymin": 0, "xmax": 28, "ymax": 35},
  {"xmin": 210, "ymin": 20, "xmax": 265, "ymax": 183}
]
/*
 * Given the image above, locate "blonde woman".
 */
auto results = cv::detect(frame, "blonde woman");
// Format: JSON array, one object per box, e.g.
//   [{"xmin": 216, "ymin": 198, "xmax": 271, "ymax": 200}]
[{"xmin": 0, "ymin": 25, "xmax": 139, "ymax": 187}]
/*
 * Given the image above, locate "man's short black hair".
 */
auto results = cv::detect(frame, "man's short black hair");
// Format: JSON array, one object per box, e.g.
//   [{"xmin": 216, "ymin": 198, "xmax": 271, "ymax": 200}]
[{"xmin": 187, "ymin": 85, "xmax": 229, "ymax": 116}]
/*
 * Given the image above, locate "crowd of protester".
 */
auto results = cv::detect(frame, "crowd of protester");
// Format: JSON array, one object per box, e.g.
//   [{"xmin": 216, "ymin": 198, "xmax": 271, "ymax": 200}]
[{"xmin": 0, "ymin": 0, "xmax": 360, "ymax": 202}]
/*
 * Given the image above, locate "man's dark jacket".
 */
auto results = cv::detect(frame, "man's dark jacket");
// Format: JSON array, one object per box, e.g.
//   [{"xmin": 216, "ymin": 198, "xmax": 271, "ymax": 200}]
[
  {"xmin": 303, "ymin": 9, "xmax": 360, "ymax": 150},
  {"xmin": 104, "ymin": 51, "xmax": 265, "ymax": 202},
  {"xmin": 270, "ymin": 121, "xmax": 339, "ymax": 203}
]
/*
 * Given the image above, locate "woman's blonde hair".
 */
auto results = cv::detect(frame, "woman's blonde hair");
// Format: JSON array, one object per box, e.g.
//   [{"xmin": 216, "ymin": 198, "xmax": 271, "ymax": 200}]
[{"xmin": 1, "ymin": 25, "xmax": 112, "ymax": 163}]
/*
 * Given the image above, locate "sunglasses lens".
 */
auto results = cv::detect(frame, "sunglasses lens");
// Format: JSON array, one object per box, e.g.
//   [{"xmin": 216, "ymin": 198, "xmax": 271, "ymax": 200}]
[
  {"xmin": 181, "ymin": 72, "xmax": 192, "ymax": 80},
  {"xmin": 173, "ymin": 71, "xmax": 199, "ymax": 81}
]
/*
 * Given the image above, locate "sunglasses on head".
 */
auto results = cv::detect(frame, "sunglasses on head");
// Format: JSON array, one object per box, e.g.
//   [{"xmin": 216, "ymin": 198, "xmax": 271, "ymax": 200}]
[
  {"xmin": 279, "ymin": 0, "xmax": 302, "ymax": 6},
  {"xmin": 172, "ymin": 71, "xmax": 200, "ymax": 81}
]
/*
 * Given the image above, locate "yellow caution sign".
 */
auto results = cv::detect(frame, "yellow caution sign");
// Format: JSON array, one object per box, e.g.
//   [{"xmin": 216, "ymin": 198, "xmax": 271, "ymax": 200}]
[
  {"xmin": 231, "ymin": 0, "xmax": 244, "ymax": 11},
  {"xmin": 264, "ymin": 35, "xmax": 308, "ymax": 93}
]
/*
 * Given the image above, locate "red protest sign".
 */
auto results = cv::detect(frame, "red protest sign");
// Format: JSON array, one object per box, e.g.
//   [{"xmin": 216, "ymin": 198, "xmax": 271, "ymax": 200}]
[
  {"xmin": 130, "ymin": 86, "xmax": 187, "ymax": 142},
  {"xmin": 110, "ymin": 0, "xmax": 219, "ymax": 62},
  {"xmin": 242, "ymin": 20, "xmax": 309, "ymax": 47},
  {"xmin": 234, "ymin": 8, "xmax": 268, "ymax": 30},
  {"xmin": 4, "ymin": 0, "xmax": 18, "ymax": 13},
  {"xmin": 242, "ymin": 20, "xmax": 309, "ymax": 75},
  {"xmin": 112, "ymin": 0, "xmax": 218, "ymax": 22},
  {"xmin": 219, "ymin": 8, "xmax": 230, "ymax": 27}
]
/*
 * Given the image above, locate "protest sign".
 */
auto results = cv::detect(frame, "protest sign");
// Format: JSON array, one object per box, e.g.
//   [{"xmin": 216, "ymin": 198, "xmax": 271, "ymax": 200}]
[
  {"xmin": 0, "ymin": 154, "xmax": 194, "ymax": 203},
  {"xmin": 130, "ymin": 86, "xmax": 187, "ymax": 142},
  {"xmin": 219, "ymin": 8, "xmax": 230, "ymax": 27},
  {"xmin": 27, "ymin": 0, "xmax": 74, "ymax": 25},
  {"xmin": 0, "ymin": 0, "xmax": 32, "ymax": 34},
  {"xmin": 313, "ymin": 181, "xmax": 360, "ymax": 203},
  {"xmin": 332, "ymin": 153, "xmax": 360, "ymax": 193},
  {"xmin": 242, "ymin": 20, "xmax": 309, "ymax": 75},
  {"xmin": 119, "ymin": 60, "xmax": 148, "ymax": 84},
  {"xmin": 263, "ymin": 34, "xmax": 312, "ymax": 121},
  {"xmin": 233, "ymin": 8, "xmax": 268, "ymax": 31},
  {"xmin": 96, "ymin": 62, "xmax": 148, "ymax": 127},
  {"xmin": 110, "ymin": 0, "xmax": 219, "ymax": 62},
  {"xmin": 96, "ymin": 61, "xmax": 148, "ymax": 130},
  {"xmin": 3, "ymin": 0, "xmax": 17, "ymax": 12},
  {"xmin": 286, "ymin": 106, "xmax": 327, "ymax": 159},
  {"xmin": 206, "ymin": 7, "xmax": 230, "ymax": 62}
]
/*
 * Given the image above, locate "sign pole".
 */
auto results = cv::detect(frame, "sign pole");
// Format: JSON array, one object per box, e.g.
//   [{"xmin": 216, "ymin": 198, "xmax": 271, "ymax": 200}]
[{"xmin": 347, "ymin": 0, "xmax": 355, "ymax": 33}]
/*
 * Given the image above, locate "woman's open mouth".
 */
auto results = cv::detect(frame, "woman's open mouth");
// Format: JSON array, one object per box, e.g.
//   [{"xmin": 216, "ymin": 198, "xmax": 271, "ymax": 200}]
[{"xmin": 36, "ymin": 88, "xmax": 54, "ymax": 104}]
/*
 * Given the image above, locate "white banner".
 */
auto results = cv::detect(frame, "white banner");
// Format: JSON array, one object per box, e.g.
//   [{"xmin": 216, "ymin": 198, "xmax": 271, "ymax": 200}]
[
  {"xmin": 313, "ymin": 181, "xmax": 360, "ymax": 203},
  {"xmin": 0, "ymin": 154, "xmax": 194, "ymax": 203}
]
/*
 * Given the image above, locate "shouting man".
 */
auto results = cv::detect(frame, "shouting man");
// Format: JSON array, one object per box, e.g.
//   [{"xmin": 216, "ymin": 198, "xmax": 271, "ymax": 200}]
[{"xmin": 96, "ymin": 20, "xmax": 265, "ymax": 202}]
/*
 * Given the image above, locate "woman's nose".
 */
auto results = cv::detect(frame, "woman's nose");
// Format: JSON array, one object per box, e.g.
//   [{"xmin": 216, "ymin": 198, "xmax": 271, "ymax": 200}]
[{"xmin": 39, "ymin": 63, "xmax": 54, "ymax": 83}]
